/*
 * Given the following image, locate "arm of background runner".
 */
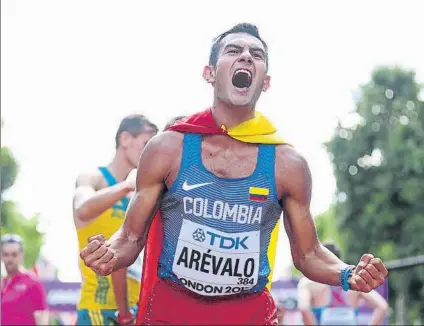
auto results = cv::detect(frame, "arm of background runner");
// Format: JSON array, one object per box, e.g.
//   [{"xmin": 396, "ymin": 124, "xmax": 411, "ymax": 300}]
[
  {"xmin": 111, "ymin": 268, "xmax": 131, "ymax": 318},
  {"xmin": 278, "ymin": 147, "xmax": 348, "ymax": 286},
  {"xmin": 297, "ymin": 278, "xmax": 318, "ymax": 325},
  {"xmin": 358, "ymin": 290, "xmax": 389, "ymax": 325},
  {"xmin": 106, "ymin": 132, "xmax": 176, "ymax": 273},
  {"xmin": 73, "ymin": 170, "xmax": 133, "ymax": 222}
]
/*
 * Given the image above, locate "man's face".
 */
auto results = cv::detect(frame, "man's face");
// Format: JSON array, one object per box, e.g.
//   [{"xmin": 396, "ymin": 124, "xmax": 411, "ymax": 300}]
[
  {"xmin": 1, "ymin": 243, "xmax": 23, "ymax": 275},
  {"xmin": 123, "ymin": 130, "xmax": 157, "ymax": 168},
  {"xmin": 204, "ymin": 32, "xmax": 270, "ymax": 108}
]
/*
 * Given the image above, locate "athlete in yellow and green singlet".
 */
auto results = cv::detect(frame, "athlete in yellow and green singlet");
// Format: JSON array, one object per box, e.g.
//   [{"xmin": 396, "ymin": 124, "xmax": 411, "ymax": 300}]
[{"xmin": 73, "ymin": 114, "xmax": 157, "ymax": 325}]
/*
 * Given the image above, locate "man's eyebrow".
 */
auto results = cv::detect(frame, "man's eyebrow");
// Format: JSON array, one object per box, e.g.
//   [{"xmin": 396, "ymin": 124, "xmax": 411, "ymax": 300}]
[
  {"xmin": 250, "ymin": 47, "xmax": 265, "ymax": 55},
  {"xmin": 224, "ymin": 44, "xmax": 244, "ymax": 51},
  {"xmin": 224, "ymin": 44, "xmax": 265, "ymax": 55}
]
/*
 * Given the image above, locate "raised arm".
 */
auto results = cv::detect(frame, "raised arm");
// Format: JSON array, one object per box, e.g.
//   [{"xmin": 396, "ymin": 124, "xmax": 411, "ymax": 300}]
[
  {"xmin": 278, "ymin": 148, "xmax": 347, "ymax": 286},
  {"xmin": 73, "ymin": 170, "xmax": 135, "ymax": 223},
  {"xmin": 80, "ymin": 132, "xmax": 180, "ymax": 276},
  {"xmin": 277, "ymin": 146, "xmax": 387, "ymax": 292}
]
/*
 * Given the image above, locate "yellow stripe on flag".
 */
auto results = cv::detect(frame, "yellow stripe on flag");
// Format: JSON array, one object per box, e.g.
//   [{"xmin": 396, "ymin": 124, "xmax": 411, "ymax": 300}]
[{"xmin": 249, "ymin": 187, "xmax": 269, "ymax": 196}]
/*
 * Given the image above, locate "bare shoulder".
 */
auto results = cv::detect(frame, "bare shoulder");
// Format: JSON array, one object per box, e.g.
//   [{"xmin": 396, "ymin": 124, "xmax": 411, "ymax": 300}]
[
  {"xmin": 275, "ymin": 145, "xmax": 309, "ymax": 172},
  {"xmin": 137, "ymin": 131, "xmax": 184, "ymax": 185},
  {"xmin": 275, "ymin": 145, "xmax": 312, "ymax": 199},
  {"xmin": 142, "ymin": 131, "xmax": 183, "ymax": 160},
  {"xmin": 75, "ymin": 167, "xmax": 104, "ymax": 190},
  {"xmin": 138, "ymin": 131, "xmax": 184, "ymax": 181}
]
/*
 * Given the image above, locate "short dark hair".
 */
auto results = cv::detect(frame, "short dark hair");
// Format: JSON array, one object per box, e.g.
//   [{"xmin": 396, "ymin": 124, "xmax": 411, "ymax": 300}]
[
  {"xmin": 1, "ymin": 234, "xmax": 24, "ymax": 252},
  {"xmin": 323, "ymin": 242, "xmax": 341, "ymax": 259},
  {"xmin": 163, "ymin": 115, "xmax": 186, "ymax": 130},
  {"xmin": 209, "ymin": 23, "xmax": 268, "ymax": 70},
  {"xmin": 115, "ymin": 114, "xmax": 158, "ymax": 149}
]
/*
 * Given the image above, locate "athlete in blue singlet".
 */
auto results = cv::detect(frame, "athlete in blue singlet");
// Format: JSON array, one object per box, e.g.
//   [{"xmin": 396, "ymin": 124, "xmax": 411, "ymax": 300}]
[
  {"xmin": 297, "ymin": 243, "xmax": 389, "ymax": 325},
  {"xmin": 158, "ymin": 133, "xmax": 281, "ymax": 296}
]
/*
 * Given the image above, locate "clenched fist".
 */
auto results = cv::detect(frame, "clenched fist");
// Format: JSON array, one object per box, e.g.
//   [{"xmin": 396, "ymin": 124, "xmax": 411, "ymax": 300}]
[
  {"xmin": 348, "ymin": 254, "xmax": 388, "ymax": 292},
  {"xmin": 80, "ymin": 234, "xmax": 117, "ymax": 276}
]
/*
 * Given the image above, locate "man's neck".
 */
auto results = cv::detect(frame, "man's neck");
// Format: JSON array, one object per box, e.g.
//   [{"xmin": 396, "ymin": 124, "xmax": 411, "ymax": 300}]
[
  {"xmin": 108, "ymin": 152, "xmax": 134, "ymax": 182},
  {"xmin": 6, "ymin": 269, "xmax": 20, "ymax": 279},
  {"xmin": 211, "ymin": 99, "xmax": 255, "ymax": 129}
]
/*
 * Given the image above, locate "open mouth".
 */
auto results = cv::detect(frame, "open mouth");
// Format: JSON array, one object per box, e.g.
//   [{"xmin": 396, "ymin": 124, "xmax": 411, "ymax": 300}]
[{"xmin": 232, "ymin": 69, "xmax": 252, "ymax": 89}]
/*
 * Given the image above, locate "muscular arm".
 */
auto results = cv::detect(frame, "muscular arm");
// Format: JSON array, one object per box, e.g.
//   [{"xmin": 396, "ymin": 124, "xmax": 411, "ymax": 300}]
[
  {"xmin": 278, "ymin": 147, "xmax": 349, "ymax": 286},
  {"xmin": 105, "ymin": 132, "xmax": 178, "ymax": 273},
  {"xmin": 73, "ymin": 171, "xmax": 133, "ymax": 223}
]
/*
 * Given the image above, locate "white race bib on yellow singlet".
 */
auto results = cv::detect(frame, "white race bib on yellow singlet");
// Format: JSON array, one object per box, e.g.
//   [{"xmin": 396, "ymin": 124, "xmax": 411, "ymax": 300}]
[{"xmin": 172, "ymin": 219, "xmax": 260, "ymax": 296}]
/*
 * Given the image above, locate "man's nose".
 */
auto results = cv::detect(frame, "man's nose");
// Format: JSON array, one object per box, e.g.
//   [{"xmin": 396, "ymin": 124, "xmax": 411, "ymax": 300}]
[{"xmin": 238, "ymin": 49, "xmax": 253, "ymax": 65}]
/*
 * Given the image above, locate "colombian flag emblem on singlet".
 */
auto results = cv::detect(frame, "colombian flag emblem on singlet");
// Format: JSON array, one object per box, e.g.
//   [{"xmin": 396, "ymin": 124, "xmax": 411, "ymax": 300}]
[{"xmin": 248, "ymin": 187, "xmax": 269, "ymax": 202}]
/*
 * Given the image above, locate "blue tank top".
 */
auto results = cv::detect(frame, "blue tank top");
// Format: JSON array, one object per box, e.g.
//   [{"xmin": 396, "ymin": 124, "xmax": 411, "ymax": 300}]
[
  {"xmin": 157, "ymin": 134, "xmax": 282, "ymax": 297},
  {"xmin": 312, "ymin": 286, "xmax": 358, "ymax": 325}
]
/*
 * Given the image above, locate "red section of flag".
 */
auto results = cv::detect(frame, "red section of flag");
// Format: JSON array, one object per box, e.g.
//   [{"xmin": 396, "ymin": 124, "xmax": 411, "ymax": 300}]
[
  {"xmin": 249, "ymin": 195, "xmax": 268, "ymax": 202},
  {"xmin": 136, "ymin": 211, "xmax": 163, "ymax": 324},
  {"xmin": 166, "ymin": 108, "xmax": 227, "ymax": 134}
]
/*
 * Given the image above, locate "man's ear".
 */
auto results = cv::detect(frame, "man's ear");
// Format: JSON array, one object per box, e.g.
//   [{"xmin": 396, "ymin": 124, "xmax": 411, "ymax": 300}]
[
  {"xmin": 203, "ymin": 66, "xmax": 216, "ymax": 84},
  {"xmin": 118, "ymin": 131, "xmax": 131, "ymax": 149},
  {"xmin": 262, "ymin": 75, "xmax": 271, "ymax": 92}
]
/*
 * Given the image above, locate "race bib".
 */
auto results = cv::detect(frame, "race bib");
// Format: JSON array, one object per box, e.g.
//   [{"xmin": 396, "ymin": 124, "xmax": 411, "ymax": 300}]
[
  {"xmin": 320, "ymin": 307, "xmax": 357, "ymax": 325},
  {"xmin": 172, "ymin": 219, "xmax": 260, "ymax": 296},
  {"xmin": 127, "ymin": 252, "xmax": 143, "ymax": 282}
]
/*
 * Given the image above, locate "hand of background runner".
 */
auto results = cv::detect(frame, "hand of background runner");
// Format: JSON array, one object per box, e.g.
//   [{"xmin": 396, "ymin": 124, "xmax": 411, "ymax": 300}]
[
  {"xmin": 124, "ymin": 169, "xmax": 137, "ymax": 190},
  {"xmin": 80, "ymin": 234, "xmax": 117, "ymax": 276},
  {"xmin": 117, "ymin": 312, "xmax": 136, "ymax": 326},
  {"xmin": 348, "ymin": 254, "xmax": 388, "ymax": 292}
]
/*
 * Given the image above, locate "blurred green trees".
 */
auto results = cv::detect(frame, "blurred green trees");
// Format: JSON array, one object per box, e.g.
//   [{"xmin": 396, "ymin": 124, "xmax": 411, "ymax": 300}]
[
  {"xmin": 1, "ymin": 119, "xmax": 44, "ymax": 268},
  {"xmin": 324, "ymin": 66, "xmax": 424, "ymax": 322}
]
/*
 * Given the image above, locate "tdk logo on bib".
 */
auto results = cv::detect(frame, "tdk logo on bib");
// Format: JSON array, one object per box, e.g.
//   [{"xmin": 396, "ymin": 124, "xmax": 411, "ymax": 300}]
[
  {"xmin": 192, "ymin": 228, "xmax": 249, "ymax": 249},
  {"xmin": 207, "ymin": 231, "xmax": 249, "ymax": 250}
]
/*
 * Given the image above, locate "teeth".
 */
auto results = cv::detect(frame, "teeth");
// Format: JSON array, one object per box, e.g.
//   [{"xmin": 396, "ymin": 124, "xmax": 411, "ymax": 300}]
[{"xmin": 235, "ymin": 69, "xmax": 251, "ymax": 79}]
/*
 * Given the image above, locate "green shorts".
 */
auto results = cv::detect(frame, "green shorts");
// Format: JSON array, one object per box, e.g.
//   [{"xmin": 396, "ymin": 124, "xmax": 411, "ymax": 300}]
[{"xmin": 76, "ymin": 306, "xmax": 138, "ymax": 325}]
